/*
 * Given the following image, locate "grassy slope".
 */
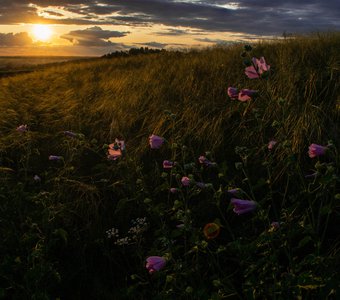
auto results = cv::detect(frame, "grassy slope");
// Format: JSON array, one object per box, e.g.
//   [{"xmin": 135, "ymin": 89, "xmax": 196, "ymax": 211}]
[{"xmin": 0, "ymin": 33, "xmax": 339, "ymax": 299}]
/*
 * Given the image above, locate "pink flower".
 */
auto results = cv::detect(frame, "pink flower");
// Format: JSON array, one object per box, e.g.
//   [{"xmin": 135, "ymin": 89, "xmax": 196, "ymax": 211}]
[
  {"xmin": 16, "ymin": 124, "xmax": 28, "ymax": 133},
  {"xmin": 268, "ymin": 140, "xmax": 277, "ymax": 150},
  {"xmin": 163, "ymin": 160, "xmax": 175, "ymax": 169},
  {"xmin": 230, "ymin": 198, "xmax": 257, "ymax": 215},
  {"xmin": 198, "ymin": 156, "xmax": 213, "ymax": 166},
  {"xmin": 245, "ymin": 56, "xmax": 270, "ymax": 79},
  {"xmin": 49, "ymin": 155, "xmax": 62, "ymax": 161},
  {"xmin": 245, "ymin": 65, "xmax": 260, "ymax": 79},
  {"xmin": 149, "ymin": 134, "xmax": 164, "ymax": 149},
  {"xmin": 33, "ymin": 175, "xmax": 41, "ymax": 182},
  {"xmin": 238, "ymin": 89, "xmax": 257, "ymax": 102},
  {"xmin": 146, "ymin": 256, "xmax": 166, "ymax": 274},
  {"xmin": 255, "ymin": 57, "xmax": 270, "ymax": 72},
  {"xmin": 170, "ymin": 188, "xmax": 179, "ymax": 193},
  {"xmin": 227, "ymin": 87, "xmax": 239, "ymax": 100},
  {"xmin": 181, "ymin": 176, "xmax": 190, "ymax": 186},
  {"xmin": 107, "ymin": 139, "xmax": 125, "ymax": 160},
  {"xmin": 63, "ymin": 131, "xmax": 78, "ymax": 138},
  {"xmin": 308, "ymin": 143, "xmax": 327, "ymax": 158}
]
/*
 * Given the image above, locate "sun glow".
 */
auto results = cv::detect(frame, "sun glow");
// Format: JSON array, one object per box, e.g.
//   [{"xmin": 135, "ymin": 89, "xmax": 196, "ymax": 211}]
[{"xmin": 32, "ymin": 24, "xmax": 53, "ymax": 42}]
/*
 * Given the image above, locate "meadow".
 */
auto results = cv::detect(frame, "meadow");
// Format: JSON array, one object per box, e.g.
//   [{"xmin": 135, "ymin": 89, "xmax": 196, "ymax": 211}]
[
  {"xmin": 0, "ymin": 56, "xmax": 93, "ymax": 78},
  {"xmin": 0, "ymin": 32, "xmax": 339, "ymax": 299}
]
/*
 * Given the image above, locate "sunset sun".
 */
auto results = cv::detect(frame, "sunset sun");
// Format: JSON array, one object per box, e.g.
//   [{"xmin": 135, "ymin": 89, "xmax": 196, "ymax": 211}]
[{"xmin": 32, "ymin": 24, "xmax": 53, "ymax": 42}]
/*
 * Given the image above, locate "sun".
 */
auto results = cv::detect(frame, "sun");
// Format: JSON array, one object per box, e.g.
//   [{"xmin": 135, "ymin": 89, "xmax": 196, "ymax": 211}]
[{"xmin": 32, "ymin": 24, "xmax": 53, "ymax": 42}]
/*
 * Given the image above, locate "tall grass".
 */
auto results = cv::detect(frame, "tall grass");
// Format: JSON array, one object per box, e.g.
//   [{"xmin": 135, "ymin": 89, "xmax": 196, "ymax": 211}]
[{"xmin": 0, "ymin": 32, "xmax": 339, "ymax": 299}]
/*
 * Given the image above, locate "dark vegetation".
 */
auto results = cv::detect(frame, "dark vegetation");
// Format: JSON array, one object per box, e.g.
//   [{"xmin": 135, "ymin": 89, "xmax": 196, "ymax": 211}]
[{"xmin": 0, "ymin": 32, "xmax": 339, "ymax": 299}]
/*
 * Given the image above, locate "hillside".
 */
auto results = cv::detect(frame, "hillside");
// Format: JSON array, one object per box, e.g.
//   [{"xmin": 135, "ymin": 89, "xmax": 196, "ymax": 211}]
[{"xmin": 0, "ymin": 33, "xmax": 339, "ymax": 299}]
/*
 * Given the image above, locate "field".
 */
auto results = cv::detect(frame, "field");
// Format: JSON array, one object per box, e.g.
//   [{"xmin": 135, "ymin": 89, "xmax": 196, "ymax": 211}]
[
  {"xmin": 0, "ymin": 33, "xmax": 339, "ymax": 299},
  {"xmin": 0, "ymin": 56, "xmax": 94, "ymax": 78}
]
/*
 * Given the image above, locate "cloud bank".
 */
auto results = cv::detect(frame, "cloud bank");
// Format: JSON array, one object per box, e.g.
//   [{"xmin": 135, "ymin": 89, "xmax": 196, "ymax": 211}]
[{"xmin": 0, "ymin": 0, "xmax": 339, "ymax": 36}]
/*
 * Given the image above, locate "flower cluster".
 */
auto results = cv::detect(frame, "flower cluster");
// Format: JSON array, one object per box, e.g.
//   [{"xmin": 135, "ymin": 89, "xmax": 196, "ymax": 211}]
[{"xmin": 106, "ymin": 218, "xmax": 148, "ymax": 246}]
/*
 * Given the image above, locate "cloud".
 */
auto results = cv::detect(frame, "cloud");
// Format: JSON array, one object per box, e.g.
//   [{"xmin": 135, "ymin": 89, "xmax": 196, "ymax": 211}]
[
  {"xmin": 136, "ymin": 41, "xmax": 168, "ymax": 48},
  {"xmin": 0, "ymin": 0, "xmax": 339, "ymax": 36},
  {"xmin": 0, "ymin": 32, "xmax": 33, "ymax": 46},
  {"xmin": 154, "ymin": 28, "xmax": 189, "ymax": 36},
  {"xmin": 60, "ymin": 26, "xmax": 129, "ymax": 46},
  {"xmin": 195, "ymin": 38, "xmax": 235, "ymax": 45}
]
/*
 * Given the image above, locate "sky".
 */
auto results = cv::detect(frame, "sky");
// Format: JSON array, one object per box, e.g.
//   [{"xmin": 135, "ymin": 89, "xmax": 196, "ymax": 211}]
[{"xmin": 0, "ymin": 0, "xmax": 339, "ymax": 56}]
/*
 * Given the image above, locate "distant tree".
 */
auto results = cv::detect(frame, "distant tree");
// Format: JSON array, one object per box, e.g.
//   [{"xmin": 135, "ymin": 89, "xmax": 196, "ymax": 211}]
[{"xmin": 102, "ymin": 47, "xmax": 165, "ymax": 58}]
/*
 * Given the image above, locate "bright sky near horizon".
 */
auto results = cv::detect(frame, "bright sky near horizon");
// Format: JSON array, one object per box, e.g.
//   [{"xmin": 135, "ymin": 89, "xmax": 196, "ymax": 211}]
[{"xmin": 0, "ymin": 0, "xmax": 339, "ymax": 56}]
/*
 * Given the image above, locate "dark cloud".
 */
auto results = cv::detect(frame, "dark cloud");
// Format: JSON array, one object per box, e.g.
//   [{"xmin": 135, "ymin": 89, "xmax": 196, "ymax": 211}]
[
  {"xmin": 60, "ymin": 26, "xmax": 129, "ymax": 46},
  {"xmin": 0, "ymin": 32, "xmax": 33, "ymax": 46},
  {"xmin": 137, "ymin": 41, "xmax": 168, "ymax": 48},
  {"xmin": 0, "ymin": 1, "xmax": 339, "ymax": 36},
  {"xmin": 195, "ymin": 37, "xmax": 235, "ymax": 45},
  {"xmin": 154, "ymin": 28, "xmax": 189, "ymax": 36}
]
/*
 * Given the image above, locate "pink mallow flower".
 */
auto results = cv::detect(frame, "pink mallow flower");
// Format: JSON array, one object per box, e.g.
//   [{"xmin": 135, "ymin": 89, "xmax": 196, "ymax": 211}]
[
  {"xmin": 146, "ymin": 256, "xmax": 166, "ymax": 274},
  {"xmin": 245, "ymin": 56, "xmax": 270, "ymax": 79},
  {"xmin": 230, "ymin": 198, "xmax": 257, "ymax": 215},
  {"xmin": 63, "ymin": 131, "xmax": 78, "ymax": 138},
  {"xmin": 16, "ymin": 124, "xmax": 28, "ymax": 133},
  {"xmin": 198, "ymin": 156, "xmax": 213, "ymax": 166},
  {"xmin": 181, "ymin": 176, "xmax": 190, "ymax": 186},
  {"xmin": 238, "ymin": 89, "xmax": 257, "ymax": 102},
  {"xmin": 49, "ymin": 155, "xmax": 62, "ymax": 161},
  {"xmin": 227, "ymin": 87, "xmax": 239, "ymax": 100},
  {"xmin": 170, "ymin": 188, "xmax": 179, "ymax": 193},
  {"xmin": 268, "ymin": 140, "xmax": 277, "ymax": 150},
  {"xmin": 308, "ymin": 143, "xmax": 327, "ymax": 158},
  {"xmin": 149, "ymin": 134, "xmax": 164, "ymax": 149},
  {"xmin": 107, "ymin": 139, "xmax": 125, "ymax": 160},
  {"xmin": 33, "ymin": 175, "xmax": 41, "ymax": 182},
  {"xmin": 163, "ymin": 160, "xmax": 175, "ymax": 169}
]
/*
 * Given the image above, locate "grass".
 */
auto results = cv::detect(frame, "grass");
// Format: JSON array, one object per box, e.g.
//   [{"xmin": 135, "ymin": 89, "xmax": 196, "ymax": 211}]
[{"xmin": 0, "ymin": 32, "xmax": 339, "ymax": 299}]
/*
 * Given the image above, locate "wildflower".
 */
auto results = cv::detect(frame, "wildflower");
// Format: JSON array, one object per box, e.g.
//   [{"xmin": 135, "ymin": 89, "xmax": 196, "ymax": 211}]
[
  {"xmin": 181, "ymin": 176, "xmax": 190, "ymax": 186},
  {"xmin": 106, "ymin": 228, "xmax": 119, "ymax": 239},
  {"xmin": 146, "ymin": 256, "xmax": 166, "ymax": 274},
  {"xmin": 308, "ymin": 143, "xmax": 327, "ymax": 158},
  {"xmin": 268, "ymin": 140, "xmax": 277, "ymax": 150},
  {"xmin": 245, "ymin": 56, "xmax": 270, "ymax": 79},
  {"xmin": 230, "ymin": 198, "xmax": 257, "ymax": 215},
  {"xmin": 149, "ymin": 134, "xmax": 164, "ymax": 149},
  {"xmin": 108, "ymin": 139, "xmax": 125, "ymax": 160},
  {"xmin": 33, "ymin": 175, "xmax": 41, "ymax": 182},
  {"xmin": 238, "ymin": 89, "xmax": 257, "ymax": 102},
  {"xmin": 163, "ymin": 160, "xmax": 175, "ymax": 169},
  {"xmin": 203, "ymin": 223, "xmax": 221, "ymax": 240},
  {"xmin": 170, "ymin": 187, "xmax": 179, "ymax": 193},
  {"xmin": 63, "ymin": 130, "xmax": 78, "ymax": 138},
  {"xmin": 227, "ymin": 87, "xmax": 239, "ymax": 100},
  {"xmin": 198, "ymin": 155, "xmax": 213, "ymax": 166},
  {"xmin": 49, "ymin": 155, "xmax": 62, "ymax": 161},
  {"xmin": 16, "ymin": 124, "xmax": 28, "ymax": 133}
]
